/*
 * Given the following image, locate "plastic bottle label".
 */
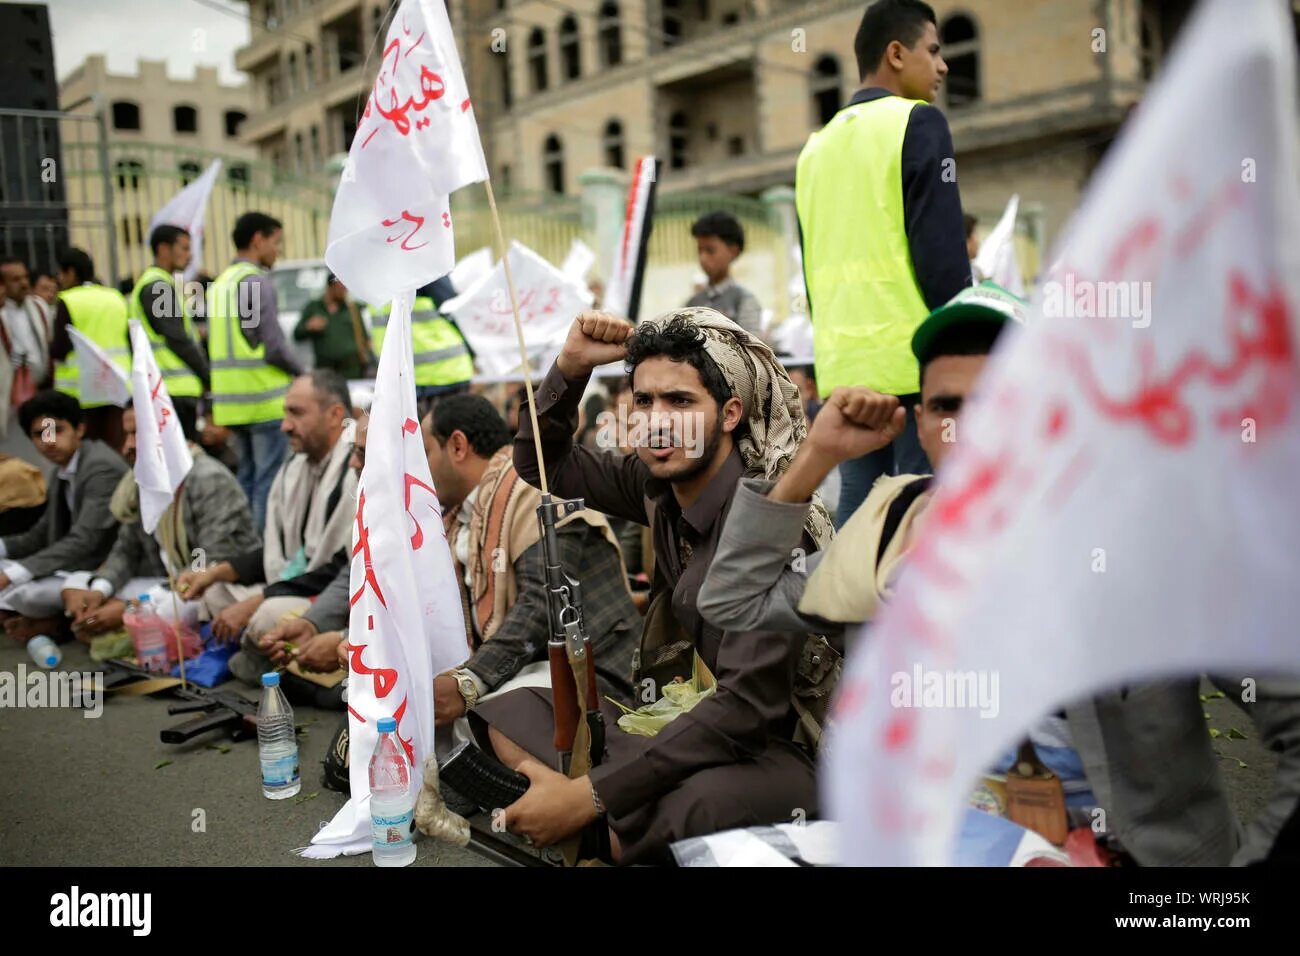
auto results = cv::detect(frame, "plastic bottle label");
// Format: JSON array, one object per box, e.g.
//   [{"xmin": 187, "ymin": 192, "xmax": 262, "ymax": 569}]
[
  {"xmin": 261, "ymin": 750, "xmax": 300, "ymax": 788},
  {"xmin": 371, "ymin": 807, "xmax": 414, "ymax": 848}
]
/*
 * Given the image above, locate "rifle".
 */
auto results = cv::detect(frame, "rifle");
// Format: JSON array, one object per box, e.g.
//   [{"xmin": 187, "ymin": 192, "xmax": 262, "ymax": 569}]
[
  {"xmin": 100, "ymin": 659, "xmax": 259, "ymax": 743},
  {"xmin": 537, "ymin": 493, "xmax": 605, "ymax": 775}
]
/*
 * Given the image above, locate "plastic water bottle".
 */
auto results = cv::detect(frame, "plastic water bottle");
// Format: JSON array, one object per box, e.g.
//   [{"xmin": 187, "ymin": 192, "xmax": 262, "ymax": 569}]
[
  {"xmin": 369, "ymin": 716, "xmax": 417, "ymax": 866},
  {"xmin": 125, "ymin": 594, "xmax": 169, "ymax": 673},
  {"xmin": 27, "ymin": 635, "xmax": 61, "ymax": 669},
  {"xmin": 257, "ymin": 672, "xmax": 300, "ymax": 799}
]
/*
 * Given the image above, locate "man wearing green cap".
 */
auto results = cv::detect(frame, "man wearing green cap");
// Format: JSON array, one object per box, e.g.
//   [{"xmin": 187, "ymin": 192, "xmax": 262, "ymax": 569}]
[{"xmin": 698, "ymin": 280, "xmax": 1025, "ymax": 639}]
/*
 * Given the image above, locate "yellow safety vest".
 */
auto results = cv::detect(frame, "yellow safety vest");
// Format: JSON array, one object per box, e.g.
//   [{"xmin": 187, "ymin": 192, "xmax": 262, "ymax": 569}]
[
  {"xmin": 128, "ymin": 266, "xmax": 203, "ymax": 398},
  {"xmin": 54, "ymin": 284, "xmax": 131, "ymax": 408},
  {"xmin": 370, "ymin": 296, "xmax": 474, "ymax": 387},
  {"xmin": 796, "ymin": 95, "xmax": 933, "ymax": 397},
  {"xmin": 206, "ymin": 261, "xmax": 292, "ymax": 426}
]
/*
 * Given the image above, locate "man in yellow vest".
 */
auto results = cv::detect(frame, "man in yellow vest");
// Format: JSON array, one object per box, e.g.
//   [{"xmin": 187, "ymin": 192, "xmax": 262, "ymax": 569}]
[
  {"xmin": 48, "ymin": 248, "xmax": 130, "ymax": 450},
  {"xmin": 795, "ymin": 0, "xmax": 970, "ymax": 526},
  {"xmin": 207, "ymin": 211, "xmax": 305, "ymax": 531},
  {"xmin": 128, "ymin": 225, "xmax": 209, "ymax": 399},
  {"xmin": 369, "ymin": 275, "xmax": 474, "ymax": 413}
]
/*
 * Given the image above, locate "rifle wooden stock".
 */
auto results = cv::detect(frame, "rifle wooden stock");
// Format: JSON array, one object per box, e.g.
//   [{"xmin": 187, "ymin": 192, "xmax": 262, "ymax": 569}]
[{"xmin": 549, "ymin": 638, "xmax": 579, "ymax": 759}]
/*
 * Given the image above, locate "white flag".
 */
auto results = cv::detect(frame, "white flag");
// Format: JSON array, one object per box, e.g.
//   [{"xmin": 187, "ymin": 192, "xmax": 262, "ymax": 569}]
[
  {"xmin": 449, "ymin": 246, "xmax": 493, "ymax": 294},
  {"xmin": 148, "ymin": 160, "xmax": 222, "ymax": 282},
  {"xmin": 67, "ymin": 326, "xmax": 130, "ymax": 408},
  {"xmin": 561, "ymin": 237, "xmax": 596, "ymax": 284},
  {"xmin": 443, "ymin": 241, "xmax": 593, "ymax": 377},
  {"xmin": 325, "ymin": 0, "xmax": 488, "ymax": 307},
  {"xmin": 303, "ymin": 290, "xmax": 468, "ymax": 859},
  {"xmin": 973, "ymin": 194, "xmax": 1025, "ymax": 296},
  {"xmin": 827, "ymin": 0, "xmax": 1300, "ymax": 866},
  {"xmin": 127, "ymin": 321, "xmax": 193, "ymax": 534}
]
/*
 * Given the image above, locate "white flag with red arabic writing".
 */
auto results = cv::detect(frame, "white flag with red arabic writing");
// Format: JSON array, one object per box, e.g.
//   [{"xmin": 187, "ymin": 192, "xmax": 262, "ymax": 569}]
[
  {"xmin": 302, "ymin": 290, "xmax": 468, "ymax": 859},
  {"xmin": 127, "ymin": 321, "xmax": 194, "ymax": 534},
  {"xmin": 149, "ymin": 159, "xmax": 222, "ymax": 282},
  {"xmin": 67, "ymin": 325, "xmax": 130, "ymax": 408},
  {"xmin": 325, "ymin": 0, "xmax": 488, "ymax": 307},
  {"xmin": 826, "ymin": 0, "xmax": 1300, "ymax": 866},
  {"xmin": 442, "ymin": 240, "xmax": 593, "ymax": 376}
]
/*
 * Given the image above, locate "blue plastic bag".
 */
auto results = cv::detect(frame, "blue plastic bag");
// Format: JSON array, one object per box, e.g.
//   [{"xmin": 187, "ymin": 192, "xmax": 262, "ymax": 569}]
[{"xmin": 169, "ymin": 625, "xmax": 235, "ymax": 687}]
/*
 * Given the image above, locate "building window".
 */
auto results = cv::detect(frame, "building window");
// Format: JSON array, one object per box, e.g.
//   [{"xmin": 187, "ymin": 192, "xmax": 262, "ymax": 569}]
[
  {"xmin": 304, "ymin": 43, "xmax": 316, "ymax": 86},
  {"xmin": 111, "ymin": 101, "xmax": 140, "ymax": 131},
  {"xmin": 599, "ymin": 2, "xmax": 622, "ymax": 66},
  {"xmin": 501, "ymin": 164, "xmax": 511, "ymax": 191},
  {"xmin": 287, "ymin": 52, "xmax": 299, "ymax": 96},
  {"xmin": 727, "ymin": 135, "xmax": 744, "ymax": 156},
  {"xmin": 225, "ymin": 110, "xmax": 248, "ymax": 138},
  {"xmin": 179, "ymin": 160, "xmax": 201, "ymax": 185},
  {"xmin": 174, "ymin": 105, "xmax": 199, "ymax": 134},
  {"xmin": 940, "ymin": 13, "xmax": 979, "ymax": 108},
  {"xmin": 811, "ymin": 54, "xmax": 842, "ymax": 126},
  {"xmin": 669, "ymin": 111, "xmax": 688, "ymax": 170},
  {"xmin": 529, "ymin": 28, "xmax": 548, "ymax": 92},
  {"xmin": 310, "ymin": 125, "xmax": 320, "ymax": 167},
  {"xmin": 559, "ymin": 15, "xmax": 581, "ymax": 81},
  {"xmin": 663, "ymin": 0, "xmax": 682, "ymax": 47},
  {"xmin": 228, "ymin": 164, "xmax": 250, "ymax": 189},
  {"xmin": 294, "ymin": 131, "xmax": 305, "ymax": 173},
  {"xmin": 603, "ymin": 119, "xmax": 625, "ymax": 169},
  {"xmin": 498, "ymin": 48, "xmax": 512, "ymax": 109},
  {"xmin": 543, "ymin": 134, "xmax": 564, "ymax": 194},
  {"xmin": 114, "ymin": 158, "xmax": 144, "ymax": 190}
]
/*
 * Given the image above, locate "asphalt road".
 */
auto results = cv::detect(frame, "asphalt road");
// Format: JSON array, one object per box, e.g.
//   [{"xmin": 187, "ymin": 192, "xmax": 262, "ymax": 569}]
[
  {"xmin": 0, "ymin": 638, "xmax": 488, "ymax": 867},
  {"xmin": 0, "ymin": 638, "xmax": 1279, "ymax": 866}
]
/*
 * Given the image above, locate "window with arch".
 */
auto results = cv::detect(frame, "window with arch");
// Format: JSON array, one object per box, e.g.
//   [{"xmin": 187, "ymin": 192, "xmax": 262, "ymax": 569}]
[
  {"xmin": 810, "ymin": 54, "xmax": 841, "ymax": 126},
  {"xmin": 179, "ymin": 160, "xmax": 201, "ymax": 185},
  {"xmin": 662, "ymin": 0, "xmax": 682, "ymax": 47},
  {"xmin": 114, "ymin": 158, "xmax": 144, "ymax": 190},
  {"xmin": 173, "ymin": 105, "xmax": 198, "ymax": 134},
  {"xmin": 603, "ymin": 119, "xmax": 625, "ymax": 169},
  {"xmin": 225, "ymin": 110, "xmax": 248, "ymax": 138},
  {"xmin": 559, "ymin": 15, "xmax": 581, "ymax": 80},
  {"xmin": 543, "ymin": 134, "xmax": 564, "ymax": 193},
  {"xmin": 940, "ymin": 13, "xmax": 979, "ymax": 108},
  {"xmin": 287, "ymin": 51, "xmax": 299, "ymax": 96},
  {"xmin": 310, "ymin": 125, "xmax": 320, "ymax": 168},
  {"xmin": 111, "ymin": 100, "xmax": 140, "ymax": 131},
  {"xmin": 294, "ymin": 131, "xmax": 305, "ymax": 173},
  {"xmin": 228, "ymin": 164, "xmax": 250, "ymax": 189},
  {"xmin": 499, "ymin": 47, "xmax": 512, "ymax": 109},
  {"xmin": 599, "ymin": 1, "xmax": 622, "ymax": 66},
  {"xmin": 305, "ymin": 43, "xmax": 316, "ymax": 86},
  {"xmin": 529, "ymin": 28, "xmax": 548, "ymax": 93},
  {"xmin": 669, "ymin": 111, "xmax": 688, "ymax": 170}
]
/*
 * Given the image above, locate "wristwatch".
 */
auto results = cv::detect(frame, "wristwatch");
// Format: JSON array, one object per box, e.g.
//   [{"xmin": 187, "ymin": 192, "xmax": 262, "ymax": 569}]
[{"xmin": 450, "ymin": 668, "xmax": 481, "ymax": 710}]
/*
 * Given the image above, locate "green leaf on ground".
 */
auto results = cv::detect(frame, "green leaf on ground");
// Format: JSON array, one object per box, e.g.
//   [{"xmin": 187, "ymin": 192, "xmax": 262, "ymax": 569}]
[
  {"xmin": 293, "ymin": 791, "xmax": 318, "ymax": 805},
  {"xmin": 205, "ymin": 742, "xmax": 232, "ymax": 754},
  {"xmin": 1199, "ymin": 691, "xmax": 1226, "ymax": 702},
  {"xmin": 153, "ymin": 759, "xmax": 172, "ymax": 770},
  {"xmin": 1226, "ymin": 727, "xmax": 1248, "ymax": 740},
  {"xmin": 1209, "ymin": 727, "xmax": 1221, "ymax": 738},
  {"xmin": 1203, "ymin": 711, "xmax": 1212, "ymax": 720}
]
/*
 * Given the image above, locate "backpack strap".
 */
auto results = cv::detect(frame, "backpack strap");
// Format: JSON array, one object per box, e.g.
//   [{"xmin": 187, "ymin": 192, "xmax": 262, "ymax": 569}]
[{"xmin": 876, "ymin": 477, "xmax": 933, "ymax": 571}]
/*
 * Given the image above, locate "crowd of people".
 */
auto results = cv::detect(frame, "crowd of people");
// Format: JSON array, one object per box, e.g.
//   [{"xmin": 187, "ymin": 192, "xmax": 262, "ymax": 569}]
[{"xmin": 2, "ymin": 0, "xmax": 1297, "ymax": 867}]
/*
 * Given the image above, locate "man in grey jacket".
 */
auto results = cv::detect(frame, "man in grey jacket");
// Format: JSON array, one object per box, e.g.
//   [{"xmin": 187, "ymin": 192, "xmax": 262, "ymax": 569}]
[
  {"xmin": 698, "ymin": 293, "xmax": 1300, "ymax": 864},
  {"xmin": 0, "ymin": 390, "xmax": 126, "ymax": 641}
]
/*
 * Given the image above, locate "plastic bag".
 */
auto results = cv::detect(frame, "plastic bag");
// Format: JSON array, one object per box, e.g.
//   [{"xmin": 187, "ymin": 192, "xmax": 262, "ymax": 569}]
[{"xmin": 611, "ymin": 651, "xmax": 716, "ymax": 737}]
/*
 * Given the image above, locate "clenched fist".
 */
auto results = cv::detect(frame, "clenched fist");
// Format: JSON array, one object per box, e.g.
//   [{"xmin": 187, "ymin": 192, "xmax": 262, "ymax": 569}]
[
  {"xmin": 806, "ymin": 387, "xmax": 907, "ymax": 465},
  {"xmin": 556, "ymin": 311, "xmax": 634, "ymax": 380}
]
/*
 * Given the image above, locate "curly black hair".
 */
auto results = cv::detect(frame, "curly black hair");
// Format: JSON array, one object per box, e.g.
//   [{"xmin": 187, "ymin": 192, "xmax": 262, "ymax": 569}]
[
  {"xmin": 19, "ymin": 389, "xmax": 82, "ymax": 434},
  {"xmin": 431, "ymin": 393, "xmax": 512, "ymax": 457},
  {"xmin": 624, "ymin": 314, "xmax": 733, "ymax": 408}
]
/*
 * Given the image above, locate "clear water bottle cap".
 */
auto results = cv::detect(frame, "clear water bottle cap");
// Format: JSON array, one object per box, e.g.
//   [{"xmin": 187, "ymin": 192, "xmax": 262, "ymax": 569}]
[
  {"xmin": 261, "ymin": 672, "xmax": 281, "ymax": 687},
  {"xmin": 377, "ymin": 716, "xmax": 397, "ymax": 733}
]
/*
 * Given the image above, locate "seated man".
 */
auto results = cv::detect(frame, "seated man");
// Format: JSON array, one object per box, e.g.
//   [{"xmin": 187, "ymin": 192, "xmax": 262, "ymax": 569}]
[
  {"xmin": 699, "ymin": 282, "xmax": 1300, "ymax": 865},
  {"xmin": 174, "ymin": 369, "xmax": 357, "ymax": 678},
  {"xmin": 0, "ymin": 390, "xmax": 126, "ymax": 641},
  {"xmin": 58, "ymin": 398, "xmax": 259, "ymax": 641},
  {"xmin": 473, "ymin": 307, "xmax": 833, "ymax": 865},
  {"xmin": 260, "ymin": 394, "xmax": 640, "ymax": 720}
]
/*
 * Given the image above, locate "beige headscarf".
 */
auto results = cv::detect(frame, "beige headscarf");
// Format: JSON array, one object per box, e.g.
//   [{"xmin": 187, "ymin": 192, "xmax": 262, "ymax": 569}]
[{"xmin": 634, "ymin": 307, "xmax": 834, "ymax": 549}]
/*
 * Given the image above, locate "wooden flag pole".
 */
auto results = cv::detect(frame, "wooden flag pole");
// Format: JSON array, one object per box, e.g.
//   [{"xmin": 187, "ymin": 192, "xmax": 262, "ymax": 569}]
[
  {"xmin": 482, "ymin": 178, "xmax": 549, "ymax": 498},
  {"xmin": 167, "ymin": 483, "xmax": 188, "ymax": 690}
]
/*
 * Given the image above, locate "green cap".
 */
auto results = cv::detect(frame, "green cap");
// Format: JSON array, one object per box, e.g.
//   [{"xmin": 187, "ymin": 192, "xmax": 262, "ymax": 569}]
[{"xmin": 911, "ymin": 280, "xmax": 1028, "ymax": 365}]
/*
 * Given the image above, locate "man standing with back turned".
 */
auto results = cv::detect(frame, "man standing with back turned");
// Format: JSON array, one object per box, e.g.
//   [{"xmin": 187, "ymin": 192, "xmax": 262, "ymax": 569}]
[{"xmin": 796, "ymin": 0, "xmax": 970, "ymax": 525}]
